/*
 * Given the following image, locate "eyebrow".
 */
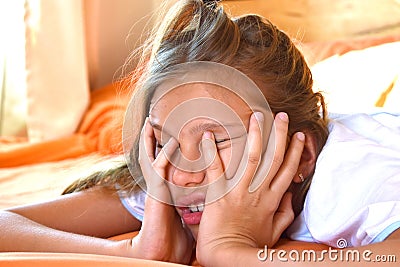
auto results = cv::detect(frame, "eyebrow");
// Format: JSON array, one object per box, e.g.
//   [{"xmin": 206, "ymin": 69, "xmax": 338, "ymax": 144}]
[{"xmin": 188, "ymin": 122, "xmax": 224, "ymax": 135}]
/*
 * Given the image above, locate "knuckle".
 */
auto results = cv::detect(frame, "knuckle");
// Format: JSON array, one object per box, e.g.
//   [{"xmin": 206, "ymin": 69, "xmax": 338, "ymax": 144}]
[
  {"xmin": 250, "ymin": 193, "xmax": 262, "ymax": 207},
  {"xmin": 271, "ymin": 153, "xmax": 284, "ymax": 166},
  {"xmin": 266, "ymin": 196, "xmax": 281, "ymax": 213},
  {"xmin": 247, "ymin": 154, "xmax": 260, "ymax": 166}
]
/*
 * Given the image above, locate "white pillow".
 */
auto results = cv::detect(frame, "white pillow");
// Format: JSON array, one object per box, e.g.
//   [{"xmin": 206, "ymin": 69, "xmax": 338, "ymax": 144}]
[{"xmin": 311, "ymin": 42, "xmax": 400, "ymax": 113}]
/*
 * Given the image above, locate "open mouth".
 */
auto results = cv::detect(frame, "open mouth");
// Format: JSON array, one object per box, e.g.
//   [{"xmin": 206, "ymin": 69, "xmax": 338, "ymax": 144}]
[
  {"xmin": 189, "ymin": 203, "xmax": 204, "ymax": 213},
  {"xmin": 175, "ymin": 192, "xmax": 206, "ymax": 225},
  {"xmin": 179, "ymin": 202, "xmax": 205, "ymax": 225}
]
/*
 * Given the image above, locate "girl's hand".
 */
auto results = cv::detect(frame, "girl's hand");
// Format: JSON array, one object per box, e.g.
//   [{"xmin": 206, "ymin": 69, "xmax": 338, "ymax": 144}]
[
  {"xmin": 132, "ymin": 119, "xmax": 194, "ymax": 264},
  {"xmin": 196, "ymin": 112, "xmax": 305, "ymax": 265}
]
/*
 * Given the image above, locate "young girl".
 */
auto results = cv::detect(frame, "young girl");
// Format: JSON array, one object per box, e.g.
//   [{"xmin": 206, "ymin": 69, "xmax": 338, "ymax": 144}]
[{"xmin": 1, "ymin": 0, "xmax": 399, "ymax": 266}]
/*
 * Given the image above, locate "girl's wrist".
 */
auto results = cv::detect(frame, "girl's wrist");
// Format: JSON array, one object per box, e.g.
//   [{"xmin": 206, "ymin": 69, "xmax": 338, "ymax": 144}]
[{"xmin": 106, "ymin": 239, "xmax": 136, "ymax": 258}]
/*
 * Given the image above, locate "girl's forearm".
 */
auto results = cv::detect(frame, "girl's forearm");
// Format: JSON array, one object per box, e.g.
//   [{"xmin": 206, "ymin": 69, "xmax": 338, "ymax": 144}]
[{"xmin": 0, "ymin": 211, "xmax": 132, "ymax": 257}]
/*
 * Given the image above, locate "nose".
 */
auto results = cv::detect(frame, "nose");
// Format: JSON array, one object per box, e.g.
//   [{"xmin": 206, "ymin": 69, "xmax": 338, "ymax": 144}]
[
  {"xmin": 170, "ymin": 138, "xmax": 206, "ymax": 187},
  {"xmin": 172, "ymin": 168, "xmax": 206, "ymax": 187}
]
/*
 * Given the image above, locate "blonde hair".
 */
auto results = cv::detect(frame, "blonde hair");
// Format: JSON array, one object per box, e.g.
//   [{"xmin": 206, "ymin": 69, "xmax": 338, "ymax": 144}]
[{"xmin": 63, "ymin": 0, "xmax": 328, "ymax": 214}]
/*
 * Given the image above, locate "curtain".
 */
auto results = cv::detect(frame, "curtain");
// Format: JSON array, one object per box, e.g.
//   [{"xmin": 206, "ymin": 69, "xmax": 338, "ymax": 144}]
[
  {"xmin": 25, "ymin": 0, "xmax": 89, "ymax": 142},
  {"xmin": 3, "ymin": 0, "xmax": 162, "ymax": 142},
  {"xmin": 0, "ymin": 0, "xmax": 27, "ymax": 137}
]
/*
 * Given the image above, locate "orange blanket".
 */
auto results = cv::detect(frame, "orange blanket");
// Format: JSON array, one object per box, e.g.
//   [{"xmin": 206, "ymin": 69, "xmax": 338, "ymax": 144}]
[
  {"xmin": 0, "ymin": 253, "xmax": 189, "ymax": 267},
  {"xmin": 0, "ymin": 82, "xmax": 130, "ymax": 168}
]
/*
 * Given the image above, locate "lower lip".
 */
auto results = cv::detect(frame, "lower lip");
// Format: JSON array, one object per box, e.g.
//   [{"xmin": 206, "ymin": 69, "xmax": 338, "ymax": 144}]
[{"xmin": 182, "ymin": 211, "xmax": 203, "ymax": 225}]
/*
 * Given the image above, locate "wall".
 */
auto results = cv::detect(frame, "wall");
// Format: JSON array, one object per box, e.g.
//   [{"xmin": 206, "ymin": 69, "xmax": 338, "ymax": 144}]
[
  {"xmin": 83, "ymin": 0, "xmax": 400, "ymax": 90},
  {"xmin": 84, "ymin": 0, "xmax": 155, "ymax": 90},
  {"xmin": 222, "ymin": 0, "xmax": 400, "ymax": 42}
]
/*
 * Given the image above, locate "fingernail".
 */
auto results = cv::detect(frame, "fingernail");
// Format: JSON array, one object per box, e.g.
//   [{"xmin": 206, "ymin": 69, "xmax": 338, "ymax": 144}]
[
  {"xmin": 203, "ymin": 131, "xmax": 214, "ymax": 140},
  {"xmin": 278, "ymin": 112, "xmax": 288, "ymax": 122},
  {"xmin": 162, "ymin": 138, "xmax": 171, "ymax": 150},
  {"xmin": 202, "ymin": 132, "xmax": 216, "ymax": 160},
  {"xmin": 254, "ymin": 112, "xmax": 264, "ymax": 122},
  {"xmin": 164, "ymin": 137, "xmax": 178, "ymax": 149},
  {"xmin": 296, "ymin": 132, "xmax": 305, "ymax": 141}
]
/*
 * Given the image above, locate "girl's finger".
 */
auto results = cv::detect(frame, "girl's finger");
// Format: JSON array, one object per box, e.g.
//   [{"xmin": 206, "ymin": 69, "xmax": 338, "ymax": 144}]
[
  {"xmin": 270, "ymin": 132, "xmax": 305, "ymax": 195},
  {"xmin": 153, "ymin": 137, "xmax": 179, "ymax": 169},
  {"xmin": 237, "ymin": 112, "xmax": 263, "ymax": 189},
  {"xmin": 139, "ymin": 119, "xmax": 178, "ymax": 179},
  {"xmin": 138, "ymin": 119, "xmax": 152, "ymax": 167},
  {"xmin": 144, "ymin": 118, "xmax": 156, "ymax": 162},
  {"xmin": 201, "ymin": 131, "xmax": 224, "ymax": 184},
  {"xmin": 202, "ymin": 131, "xmax": 230, "ymax": 202},
  {"xmin": 264, "ymin": 112, "xmax": 290, "ymax": 185}
]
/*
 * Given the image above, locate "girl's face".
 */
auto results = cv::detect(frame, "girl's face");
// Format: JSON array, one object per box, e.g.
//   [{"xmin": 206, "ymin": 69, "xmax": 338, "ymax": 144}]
[{"xmin": 149, "ymin": 83, "xmax": 253, "ymax": 239}]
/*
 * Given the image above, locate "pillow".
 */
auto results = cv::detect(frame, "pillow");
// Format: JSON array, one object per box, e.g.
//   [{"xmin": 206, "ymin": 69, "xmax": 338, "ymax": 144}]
[{"xmin": 310, "ymin": 41, "xmax": 400, "ymax": 113}]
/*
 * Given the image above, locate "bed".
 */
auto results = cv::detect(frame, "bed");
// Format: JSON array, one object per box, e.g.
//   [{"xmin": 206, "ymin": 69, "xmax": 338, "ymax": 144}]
[{"xmin": 1, "ymin": 31, "xmax": 400, "ymax": 266}]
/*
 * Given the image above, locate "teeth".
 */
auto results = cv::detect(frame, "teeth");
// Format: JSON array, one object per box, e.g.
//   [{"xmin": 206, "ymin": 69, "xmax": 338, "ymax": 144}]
[
  {"xmin": 198, "ymin": 203, "xmax": 204, "ymax": 212},
  {"xmin": 189, "ymin": 205, "xmax": 197, "ymax": 213},
  {"xmin": 189, "ymin": 203, "xmax": 204, "ymax": 213}
]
